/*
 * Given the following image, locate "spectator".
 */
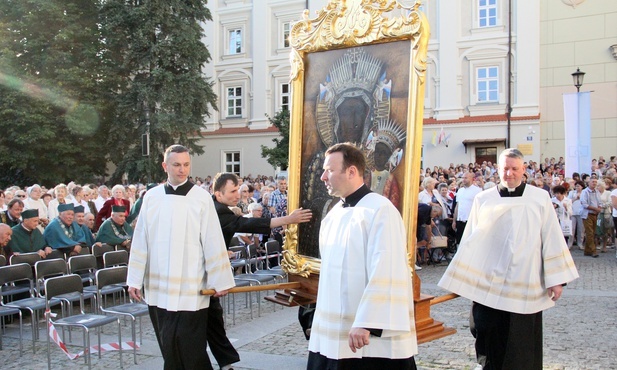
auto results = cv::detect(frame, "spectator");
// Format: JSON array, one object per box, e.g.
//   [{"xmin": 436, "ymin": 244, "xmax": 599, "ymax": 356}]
[
  {"xmin": 1, "ymin": 199, "xmax": 24, "ymax": 227},
  {"xmin": 7, "ymin": 209, "xmax": 51, "ymax": 259},
  {"xmin": 452, "ymin": 172, "xmax": 481, "ymax": 246},
  {"xmin": 0, "ymin": 223, "xmax": 14, "ymax": 263},
  {"xmin": 96, "ymin": 205, "xmax": 133, "ymax": 251},
  {"xmin": 23, "ymin": 184, "xmax": 49, "ymax": 227},
  {"xmin": 567, "ymin": 180, "xmax": 585, "ymax": 250},
  {"xmin": 94, "ymin": 185, "xmax": 110, "ymax": 212},
  {"xmin": 43, "ymin": 203, "xmax": 85, "ymax": 257},
  {"xmin": 580, "ymin": 178, "xmax": 602, "ymax": 257},
  {"xmin": 552, "ymin": 185, "xmax": 573, "ymax": 241},
  {"xmin": 48, "ymin": 183, "xmax": 69, "ymax": 220},
  {"xmin": 269, "ymin": 177, "xmax": 289, "ymax": 246},
  {"xmin": 95, "ymin": 184, "xmax": 130, "ymax": 231},
  {"xmin": 236, "ymin": 183, "xmax": 254, "ymax": 214},
  {"xmin": 597, "ymin": 181, "xmax": 613, "ymax": 253}
]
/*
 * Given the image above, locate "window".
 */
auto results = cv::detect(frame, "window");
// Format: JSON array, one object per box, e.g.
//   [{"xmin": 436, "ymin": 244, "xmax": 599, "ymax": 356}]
[
  {"xmin": 227, "ymin": 87, "xmax": 242, "ymax": 117},
  {"xmin": 228, "ymin": 29, "xmax": 242, "ymax": 55},
  {"xmin": 282, "ymin": 22, "xmax": 291, "ymax": 48},
  {"xmin": 280, "ymin": 83, "xmax": 290, "ymax": 111},
  {"xmin": 477, "ymin": 66, "xmax": 499, "ymax": 102},
  {"xmin": 478, "ymin": 0, "xmax": 497, "ymax": 27},
  {"xmin": 225, "ymin": 151, "xmax": 241, "ymax": 175}
]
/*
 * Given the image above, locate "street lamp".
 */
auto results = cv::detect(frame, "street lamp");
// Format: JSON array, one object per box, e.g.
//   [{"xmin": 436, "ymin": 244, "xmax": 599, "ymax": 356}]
[{"xmin": 571, "ymin": 68, "xmax": 585, "ymax": 92}]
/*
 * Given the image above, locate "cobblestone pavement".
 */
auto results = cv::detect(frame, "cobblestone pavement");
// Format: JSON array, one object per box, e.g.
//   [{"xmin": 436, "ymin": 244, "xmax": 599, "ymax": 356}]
[{"xmin": 0, "ymin": 247, "xmax": 615, "ymax": 369}]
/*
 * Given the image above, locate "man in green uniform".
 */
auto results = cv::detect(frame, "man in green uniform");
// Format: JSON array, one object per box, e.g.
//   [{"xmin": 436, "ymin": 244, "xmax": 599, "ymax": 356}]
[
  {"xmin": 7, "ymin": 209, "xmax": 51, "ymax": 258},
  {"xmin": 95, "ymin": 205, "xmax": 133, "ymax": 251}
]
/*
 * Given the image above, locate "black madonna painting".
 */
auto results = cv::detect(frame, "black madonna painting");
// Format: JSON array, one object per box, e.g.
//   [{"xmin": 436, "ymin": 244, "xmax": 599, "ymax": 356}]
[{"xmin": 298, "ymin": 41, "xmax": 410, "ymax": 258}]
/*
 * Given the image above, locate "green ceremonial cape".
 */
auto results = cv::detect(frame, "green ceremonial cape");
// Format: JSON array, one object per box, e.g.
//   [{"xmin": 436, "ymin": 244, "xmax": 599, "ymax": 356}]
[
  {"xmin": 95, "ymin": 219, "xmax": 133, "ymax": 246},
  {"xmin": 43, "ymin": 218, "xmax": 86, "ymax": 249},
  {"xmin": 7, "ymin": 224, "xmax": 47, "ymax": 253}
]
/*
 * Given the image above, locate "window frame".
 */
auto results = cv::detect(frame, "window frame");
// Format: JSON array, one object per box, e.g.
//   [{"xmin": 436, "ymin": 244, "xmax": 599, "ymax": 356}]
[
  {"xmin": 228, "ymin": 28, "xmax": 243, "ymax": 55},
  {"xmin": 478, "ymin": 0, "xmax": 498, "ymax": 28},
  {"xmin": 476, "ymin": 66, "xmax": 499, "ymax": 103},
  {"xmin": 226, "ymin": 86, "xmax": 243, "ymax": 118},
  {"xmin": 223, "ymin": 150, "xmax": 241, "ymax": 176}
]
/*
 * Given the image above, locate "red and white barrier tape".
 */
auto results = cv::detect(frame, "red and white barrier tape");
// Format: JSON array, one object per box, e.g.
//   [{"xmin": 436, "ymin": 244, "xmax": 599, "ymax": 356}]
[{"xmin": 46, "ymin": 310, "xmax": 139, "ymax": 360}]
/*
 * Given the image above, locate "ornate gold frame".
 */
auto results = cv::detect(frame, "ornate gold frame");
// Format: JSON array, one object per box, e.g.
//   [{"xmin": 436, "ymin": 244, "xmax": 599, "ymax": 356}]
[{"xmin": 282, "ymin": 0, "xmax": 429, "ymax": 277}]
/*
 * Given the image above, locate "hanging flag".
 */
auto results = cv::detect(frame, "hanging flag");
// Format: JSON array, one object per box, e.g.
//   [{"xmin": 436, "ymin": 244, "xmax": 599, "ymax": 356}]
[
  {"xmin": 431, "ymin": 130, "xmax": 437, "ymax": 147},
  {"xmin": 438, "ymin": 127, "xmax": 446, "ymax": 144},
  {"xmin": 563, "ymin": 92, "xmax": 591, "ymax": 177}
]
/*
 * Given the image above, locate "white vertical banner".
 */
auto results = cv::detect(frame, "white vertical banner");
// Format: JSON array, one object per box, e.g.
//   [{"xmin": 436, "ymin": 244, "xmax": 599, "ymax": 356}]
[{"xmin": 563, "ymin": 92, "xmax": 591, "ymax": 178}]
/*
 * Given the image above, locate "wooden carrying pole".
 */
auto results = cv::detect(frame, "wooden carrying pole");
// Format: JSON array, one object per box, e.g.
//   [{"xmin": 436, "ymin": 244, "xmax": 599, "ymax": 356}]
[{"xmin": 200, "ymin": 282, "xmax": 301, "ymax": 296}]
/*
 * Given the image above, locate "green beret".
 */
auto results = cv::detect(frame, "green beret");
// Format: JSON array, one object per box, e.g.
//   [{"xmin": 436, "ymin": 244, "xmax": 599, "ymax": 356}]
[
  {"xmin": 112, "ymin": 205, "xmax": 126, "ymax": 213},
  {"xmin": 58, "ymin": 203, "xmax": 74, "ymax": 212},
  {"xmin": 21, "ymin": 209, "xmax": 39, "ymax": 219}
]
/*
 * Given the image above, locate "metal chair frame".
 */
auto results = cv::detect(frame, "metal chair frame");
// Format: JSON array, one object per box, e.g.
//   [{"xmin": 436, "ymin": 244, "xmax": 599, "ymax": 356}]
[
  {"xmin": 96, "ymin": 266, "xmax": 148, "ymax": 364},
  {"xmin": 0, "ymin": 263, "xmax": 60, "ymax": 353},
  {"xmin": 45, "ymin": 274, "xmax": 122, "ymax": 369}
]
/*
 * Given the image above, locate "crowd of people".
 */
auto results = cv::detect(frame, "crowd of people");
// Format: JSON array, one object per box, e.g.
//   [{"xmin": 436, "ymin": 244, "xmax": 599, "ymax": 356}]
[
  {"xmin": 0, "ymin": 147, "xmax": 613, "ymax": 370},
  {"xmin": 1, "ymin": 154, "xmax": 616, "ymax": 264},
  {"xmin": 417, "ymin": 155, "xmax": 617, "ymax": 262}
]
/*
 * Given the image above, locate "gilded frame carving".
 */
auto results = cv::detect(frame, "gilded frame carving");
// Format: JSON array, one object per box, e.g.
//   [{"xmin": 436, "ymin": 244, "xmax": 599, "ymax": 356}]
[{"xmin": 282, "ymin": 0, "xmax": 429, "ymax": 277}]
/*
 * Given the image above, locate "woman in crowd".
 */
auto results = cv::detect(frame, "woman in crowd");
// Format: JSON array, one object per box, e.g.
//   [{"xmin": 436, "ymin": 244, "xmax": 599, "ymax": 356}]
[
  {"xmin": 236, "ymin": 183, "xmax": 254, "ymax": 214},
  {"xmin": 419, "ymin": 177, "xmax": 439, "ymax": 207},
  {"xmin": 552, "ymin": 185, "xmax": 573, "ymax": 241},
  {"xmin": 95, "ymin": 184, "xmax": 130, "ymax": 230},
  {"xmin": 23, "ymin": 184, "xmax": 49, "ymax": 227},
  {"xmin": 72, "ymin": 186, "xmax": 89, "ymax": 210},
  {"xmin": 47, "ymin": 183, "xmax": 68, "ymax": 220},
  {"xmin": 567, "ymin": 180, "xmax": 585, "ymax": 249}
]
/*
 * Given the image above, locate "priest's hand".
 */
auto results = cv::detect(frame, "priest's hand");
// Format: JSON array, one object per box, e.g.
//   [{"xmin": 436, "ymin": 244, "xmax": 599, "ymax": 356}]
[
  {"xmin": 213, "ymin": 289, "xmax": 229, "ymax": 298},
  {"xmin": 348, "ymin": 327, "xmax": 370, "ymax": 353},
  {"xmin": 287, "ymin": 208, "xmax": 313, "ymax": 224},
  {"xmin": 548, "ymin": 285, "xmax": 563, "ymax": 301},
  {"xmin": 128, "ymin": 287, "xmax": 143, "ymax": 302}
]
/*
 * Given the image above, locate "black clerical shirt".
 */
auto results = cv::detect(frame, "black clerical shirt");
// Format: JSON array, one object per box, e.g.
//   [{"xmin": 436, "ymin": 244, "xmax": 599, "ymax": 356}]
[
  {"xmin": 497, "ymin": 182, "xmax": 526, "ymax": 197},
  {"xmin": 340, "ymin": 184, "xmax": 371, "ymax": 208}
]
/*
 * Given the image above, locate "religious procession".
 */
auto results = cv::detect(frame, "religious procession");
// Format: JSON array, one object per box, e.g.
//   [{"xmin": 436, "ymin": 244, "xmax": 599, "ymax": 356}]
[{"xmin": 1, "ymin": 0, "xmax": 616, "ymax": 369}]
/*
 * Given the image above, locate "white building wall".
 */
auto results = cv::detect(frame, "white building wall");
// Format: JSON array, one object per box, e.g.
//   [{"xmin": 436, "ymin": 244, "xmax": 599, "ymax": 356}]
[
  {"xmin": 192, "ymin": 132, "xmax": 280, "ymax": 178},
  {"xmin": 196, "ymin": 0, "xmax": 615, "ymax": 172},
  {"xmin": 539, "ymin": 0, "xmax": 617, "ymax": 163}
]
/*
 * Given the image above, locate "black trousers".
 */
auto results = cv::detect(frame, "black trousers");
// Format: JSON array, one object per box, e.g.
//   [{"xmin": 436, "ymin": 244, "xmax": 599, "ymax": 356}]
[
  {"xmin": 149, "ymin": 306, "xmax": 213, "ymax": 370},
  {"xmin": 470, "ymin": 302, "xmax": 543, "ymax": 370},
  {"xmin": 455, "ymin": 220, "xmax": 467, "ymax": 245},
  {"xmin": 207, "ymin": 296, "xmax": 240, "ymax": 367},
  {"xmin": 307, "ymin": 351, "xmax": 417, "ymax": 370}
]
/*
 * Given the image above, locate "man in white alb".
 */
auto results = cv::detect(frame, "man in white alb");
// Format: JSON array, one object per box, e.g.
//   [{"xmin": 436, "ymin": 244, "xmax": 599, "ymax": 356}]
[
  {"xmin": 127, "ymin": 144, "xmax": 235, "ymax": 369},
  {"xmin": 438, "ymin": 148, "xmax": 579, "ymax": 369},
  {"xmin": 307, "ymin": 143, "xmax": 417, "ymax": 370}
]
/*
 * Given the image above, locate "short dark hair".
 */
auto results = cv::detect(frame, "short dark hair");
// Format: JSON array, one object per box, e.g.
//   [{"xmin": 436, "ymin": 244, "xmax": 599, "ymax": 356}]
[
  {"xmin": 552, "ymin": 185, "xmax": 566, "ymax": 195},
  {"xmin": 163, "ymin": 144, "xmax": 189, "ymax": 162},
  {"xmin": 324, "ymin": 142, "xmax": 366, "ymax": 174},
  {"xmin": 574, "ymin": 180, "xmax": 585, "ymax": 188},
  {"xmin": 7, "ymin": 198, "xmax": 24, "ymax": 209},
  {"xmin": 213, "ymin": 173, "xmax": 239, "ymax": 192}
]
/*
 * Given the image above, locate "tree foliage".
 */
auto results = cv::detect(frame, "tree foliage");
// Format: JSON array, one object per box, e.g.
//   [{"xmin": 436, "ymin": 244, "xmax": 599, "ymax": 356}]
[
  {"xmin": 100, "ymin": 0, "xmax": 217, "ymax": 184},
  {"xmin": 0, "ymin": 0, "xmax": 112, "ymax": 187},
  {"xmin": 261, "ymin": 109, "xmax": 290, "ymax": 170},
  {"xmin": 0, "ymin": 0, "xmax": 217, "ymax": 187}
]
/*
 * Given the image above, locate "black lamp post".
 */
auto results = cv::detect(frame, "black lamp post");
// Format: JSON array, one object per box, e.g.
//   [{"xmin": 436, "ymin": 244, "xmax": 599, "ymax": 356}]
[{"xmin": 571, "ymin": 68, "xmax": 585, "ymax": 92}]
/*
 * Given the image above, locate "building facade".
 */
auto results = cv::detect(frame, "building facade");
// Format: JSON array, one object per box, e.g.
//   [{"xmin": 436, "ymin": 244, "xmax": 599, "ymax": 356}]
[{"xmin": 192, "ymin": 0, "xmax": 616, "ymax": 178}]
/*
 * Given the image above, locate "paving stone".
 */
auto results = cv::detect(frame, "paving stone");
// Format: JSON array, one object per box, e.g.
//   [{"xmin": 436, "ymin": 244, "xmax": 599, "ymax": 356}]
[{"xmin": 0, "ymin": 248, "xmax": 614, "ymax": 369}]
